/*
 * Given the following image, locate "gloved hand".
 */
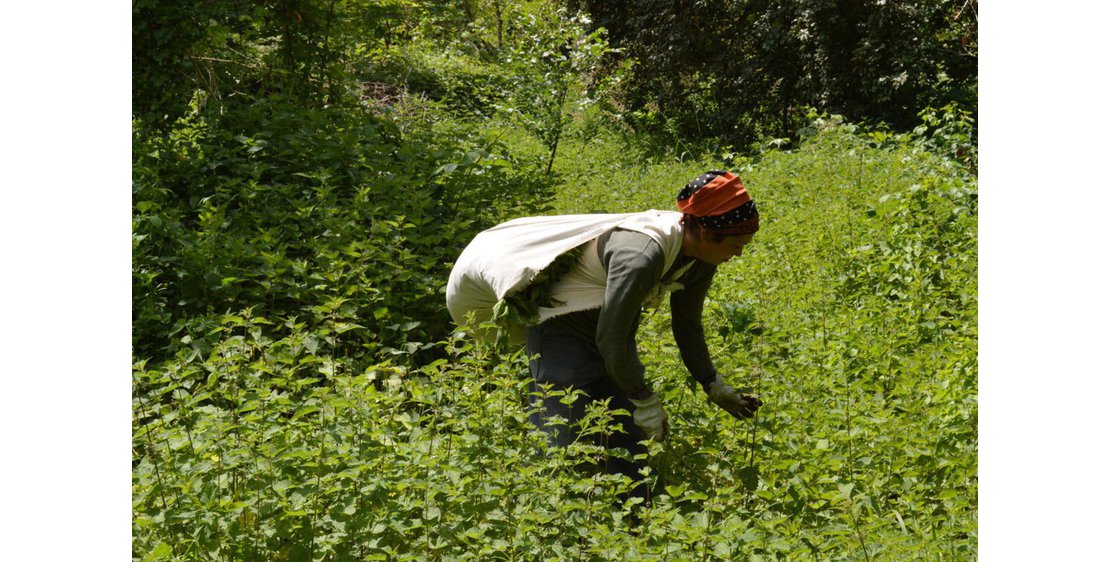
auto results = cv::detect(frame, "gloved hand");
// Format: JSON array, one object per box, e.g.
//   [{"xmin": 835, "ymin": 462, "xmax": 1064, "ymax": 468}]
[
  {"xmin": 629, "ymin": 392, "xmax": 669, "ymax": 442},
  {"xmin": 706, "ymin": 376, "xmax": 763, "ymax": 419}
]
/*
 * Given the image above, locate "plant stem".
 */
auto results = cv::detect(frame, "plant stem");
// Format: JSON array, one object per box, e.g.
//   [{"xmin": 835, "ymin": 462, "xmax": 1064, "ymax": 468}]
[
  {"xmin": 136, "ymin": 380, "xmax": 173, "ymax": 544},
  {"xmin": 849, "ymin": 501, "xmax": 873, "ymax": 562}
]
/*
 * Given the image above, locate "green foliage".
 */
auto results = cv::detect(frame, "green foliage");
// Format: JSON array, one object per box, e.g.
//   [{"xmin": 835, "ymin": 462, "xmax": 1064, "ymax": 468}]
[
  {"xmin": 636, "ymin": 118, "xmax": 976, "ymax": 559},
  {"xmin": 496, "ymin": 7, "xmax": 616, "ymax": 175},
  {"xmin": 135, "ymin": 116, "xmax": 976, "ymax": 559},
  {"xmin": 365, "ymin": 39, "xmax": 513, "ymax": 119},
  {"xmin": 490, "ymin": 244, "xmax": 585, "ymax": 346},
  {"xmin": 133, "ymin": 0, "xmax": 482, "ymax": 126},
  {"xmin": 135, "ymin": 2, "xmax": 975, "ymax": 558},
  {"xmin": 574, "ymin": 0, "xmax": 977, "ymax": 147},
  {"xmin": 133, "ymin": 93, "xmax": 554, "ymax": 364},
  {"xmin": 913, "ymin": 103, "xmax": 978, "ymax": 176},
  {"xmin": 134, "ymin": 326, "xmax": 644, "ymax": 560}
]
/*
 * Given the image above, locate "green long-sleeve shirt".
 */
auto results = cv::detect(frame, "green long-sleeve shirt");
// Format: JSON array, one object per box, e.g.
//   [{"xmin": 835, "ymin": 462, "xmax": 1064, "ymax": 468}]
[{"xmin": 541, "ymin": 228, "xmax": 719, "ymax": 397}]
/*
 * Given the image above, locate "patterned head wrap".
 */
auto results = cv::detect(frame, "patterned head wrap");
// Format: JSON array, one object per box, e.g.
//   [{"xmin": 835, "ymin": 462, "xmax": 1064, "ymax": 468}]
[{"xmin": 676, "ymin": 170, "xmax": 760, "ymax": 235}]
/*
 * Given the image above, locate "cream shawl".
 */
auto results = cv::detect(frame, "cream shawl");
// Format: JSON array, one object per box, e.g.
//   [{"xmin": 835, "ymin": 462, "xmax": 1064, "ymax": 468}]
[{"xmin": 447, "ymin": 210, "xmax": 689, "ymax": 342}]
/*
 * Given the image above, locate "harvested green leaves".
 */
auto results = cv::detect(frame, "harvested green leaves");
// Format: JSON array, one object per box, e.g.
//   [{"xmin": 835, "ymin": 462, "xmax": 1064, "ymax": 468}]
[{"xmin": 490, "ymin": 244, "xmax": 585, "ymax": 347}]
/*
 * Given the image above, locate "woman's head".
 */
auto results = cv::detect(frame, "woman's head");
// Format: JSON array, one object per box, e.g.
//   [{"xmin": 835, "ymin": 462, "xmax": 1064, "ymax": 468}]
[
  {"xmin": 676, "ymin": 170, "xmax": 760, "ymax": 236},
  {"xmin": 677, "ymin": 170, "xmax": 760, "ymax": 264}
]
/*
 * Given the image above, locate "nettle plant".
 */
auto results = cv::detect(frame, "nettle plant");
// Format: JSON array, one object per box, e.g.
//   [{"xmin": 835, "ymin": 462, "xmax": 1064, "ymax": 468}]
[
  {"xmin": 134, "ymin": 118, "xmax": 976, "ymax": 561},
  {"xmin": 135, "ymin": 315, "xmax": 682, "ymax": 561},
  {"xmin": 132, "ymin": 93, "xmax": 559, "ymax": 369}
]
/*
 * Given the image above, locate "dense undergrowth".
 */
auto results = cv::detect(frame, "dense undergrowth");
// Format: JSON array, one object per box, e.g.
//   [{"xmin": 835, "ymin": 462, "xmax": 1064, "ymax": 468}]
[
  {"xmin": 134, "ymin": 112, "xmax": 976, "ymax": 560},
  {"xmin": 133, "ymin": 2, "xmax": 976, "ymax": 559}
]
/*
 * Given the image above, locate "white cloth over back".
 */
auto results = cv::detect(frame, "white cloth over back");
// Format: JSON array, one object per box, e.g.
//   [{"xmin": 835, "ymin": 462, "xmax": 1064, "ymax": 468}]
[{"xmin": 446, "ymin": 210, "xmax": 689, "ymax": 343}]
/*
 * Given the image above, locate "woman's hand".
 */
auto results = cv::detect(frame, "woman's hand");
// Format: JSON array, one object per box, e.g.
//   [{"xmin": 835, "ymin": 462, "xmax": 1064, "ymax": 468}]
[
  {"xmin": 706, "ymin": 376, "xmax": 763, "ymax": 419},
  {"xmin": 629, "ymin": 392, "xmax": 669, "ymax": 442}
]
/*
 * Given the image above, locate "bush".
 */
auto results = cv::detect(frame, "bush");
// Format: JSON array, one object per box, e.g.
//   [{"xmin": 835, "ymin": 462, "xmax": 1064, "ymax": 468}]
[{"xmin": 133, "ymin": 95, "xmax": 554, "ymax": 366}]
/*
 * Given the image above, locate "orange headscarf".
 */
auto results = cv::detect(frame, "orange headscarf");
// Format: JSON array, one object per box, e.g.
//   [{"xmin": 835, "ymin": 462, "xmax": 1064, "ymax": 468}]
[
  {"xmin": 675, "ymin": 171, "xmax": 751, "ymax": 216},
  {"xmin": 675, "ymin": 170, "xmax": 759, "ymax": 235}
]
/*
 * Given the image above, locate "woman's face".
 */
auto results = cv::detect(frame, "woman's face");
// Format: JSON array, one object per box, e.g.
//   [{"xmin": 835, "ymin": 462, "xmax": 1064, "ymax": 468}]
[{"xmin": 698, "ymin": 233, "xmax": 755, "ymax": 265}]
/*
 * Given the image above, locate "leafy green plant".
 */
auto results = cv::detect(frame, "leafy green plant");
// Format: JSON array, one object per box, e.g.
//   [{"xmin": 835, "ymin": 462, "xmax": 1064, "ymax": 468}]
[
  {"xmin": 914, "ymin": 102, "xmax": 978, "ymax": 175},
  {"xmin": 497, "ymin": 7, "xmax": 614, "ymax": 175},
  {"xmin": 132, "ymin": 89, "xmax": 557, "ymax": 367}
]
